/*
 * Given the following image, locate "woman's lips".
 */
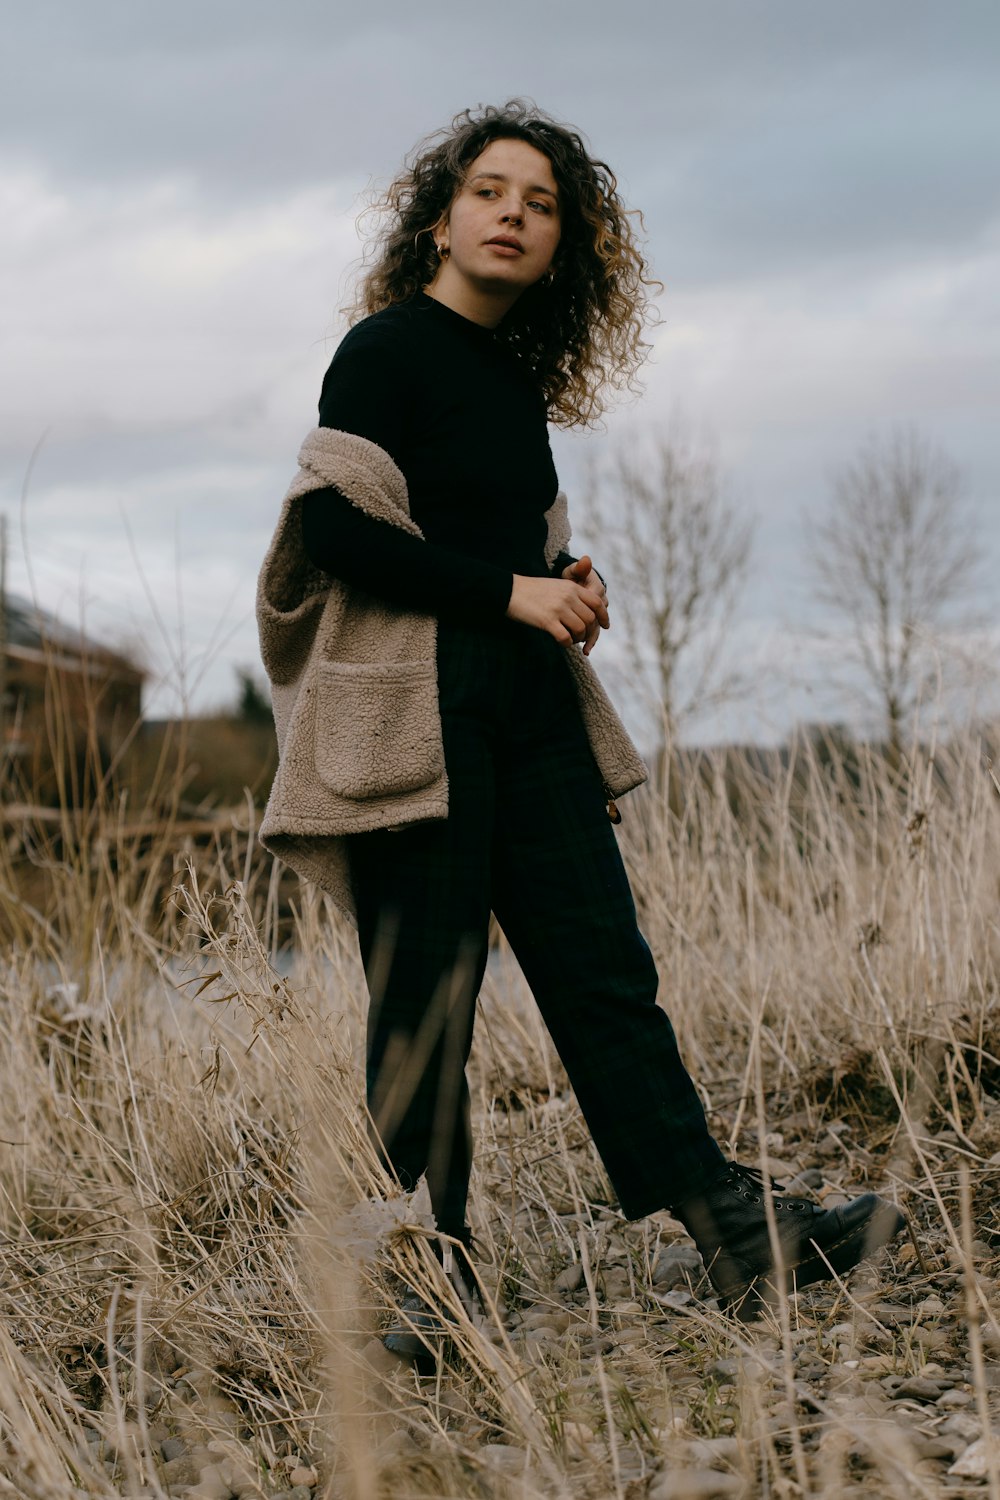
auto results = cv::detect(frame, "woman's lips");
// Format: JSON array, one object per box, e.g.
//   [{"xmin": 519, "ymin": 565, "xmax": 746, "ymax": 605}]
[{"xmin": 486, "ymin": 238, "xmax": 523, "ymax": 255}]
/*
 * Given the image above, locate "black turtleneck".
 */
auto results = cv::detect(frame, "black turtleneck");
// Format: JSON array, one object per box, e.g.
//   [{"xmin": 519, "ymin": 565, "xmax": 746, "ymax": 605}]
[{"xmin": 300, "ymin": 293, "xmax": 575, "ymax": 624}]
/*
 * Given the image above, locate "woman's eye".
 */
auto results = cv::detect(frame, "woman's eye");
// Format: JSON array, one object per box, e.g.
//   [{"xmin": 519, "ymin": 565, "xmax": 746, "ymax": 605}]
[
  {"xmin": 528, "ymin": 200, "xmax": 550, "ymax": 213},
  {"xmin": 476, "ymin": 187, "xmax": 498, "ymax": 199}
]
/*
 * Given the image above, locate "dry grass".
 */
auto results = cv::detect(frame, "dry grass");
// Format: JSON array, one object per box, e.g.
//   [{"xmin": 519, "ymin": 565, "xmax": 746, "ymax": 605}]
[{"xmin": 0, "ymin": 720, "xmax": 998, "ymax": 1499}]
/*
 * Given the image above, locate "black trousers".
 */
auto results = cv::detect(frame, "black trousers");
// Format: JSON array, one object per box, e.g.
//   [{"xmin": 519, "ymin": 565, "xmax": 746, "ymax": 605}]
[{"xmin": 348, "ymin": 620, "xmax": 724, "ymax": 1238}]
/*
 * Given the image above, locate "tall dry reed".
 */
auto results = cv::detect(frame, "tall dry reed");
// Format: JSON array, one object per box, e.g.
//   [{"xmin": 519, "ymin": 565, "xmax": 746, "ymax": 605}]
[{"xmin": 0, "ymin": 683, "xmax": 997, "ymax": 1498}]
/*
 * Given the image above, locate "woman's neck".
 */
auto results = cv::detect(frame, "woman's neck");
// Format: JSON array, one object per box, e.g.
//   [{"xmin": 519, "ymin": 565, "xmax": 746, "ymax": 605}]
[{"xmin": 422, "ymin": 273, "xmax": 519, "ymax": 329}]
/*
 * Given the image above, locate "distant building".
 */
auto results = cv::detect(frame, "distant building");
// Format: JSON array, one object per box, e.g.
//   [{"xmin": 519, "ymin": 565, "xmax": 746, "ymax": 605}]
[{"xmin": 1, "ymin": 593, "xmax": 145, "ymax": 797}]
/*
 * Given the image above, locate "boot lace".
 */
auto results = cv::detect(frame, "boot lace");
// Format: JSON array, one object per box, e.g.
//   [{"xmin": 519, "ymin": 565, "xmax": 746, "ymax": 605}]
[{"xmin": 724, "ymin": 1163, "xmax": 816, "ymax": 1214}]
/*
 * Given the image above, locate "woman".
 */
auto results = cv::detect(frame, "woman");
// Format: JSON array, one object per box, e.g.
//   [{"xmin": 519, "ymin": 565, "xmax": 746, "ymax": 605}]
[{"xmin": 256, "ymin": 102, "xmax": 904, "ymax": 1355}]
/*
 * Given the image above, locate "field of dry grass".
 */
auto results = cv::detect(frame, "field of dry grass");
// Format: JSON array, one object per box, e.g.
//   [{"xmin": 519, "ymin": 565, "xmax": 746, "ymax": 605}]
[{"xmin": 0, "ymin": 725, "xmax": 998, "ymax": 1499}]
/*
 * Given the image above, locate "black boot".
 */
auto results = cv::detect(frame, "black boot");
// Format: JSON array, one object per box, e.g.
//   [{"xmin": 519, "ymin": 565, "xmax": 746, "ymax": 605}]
[
  {"xmin": 383, "ymin": 1230, "xmax": 480, "ymax": 1373},
  {"xmin": 673, "ymin": 1163, "xmax": 906, "ymax": 1317}
]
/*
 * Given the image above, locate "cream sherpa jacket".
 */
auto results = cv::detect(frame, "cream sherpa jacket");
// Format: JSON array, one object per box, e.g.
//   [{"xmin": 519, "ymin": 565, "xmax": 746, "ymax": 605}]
[{"xmin": 257, "ymin": 426, "xmax": 648, "ymax": 921}]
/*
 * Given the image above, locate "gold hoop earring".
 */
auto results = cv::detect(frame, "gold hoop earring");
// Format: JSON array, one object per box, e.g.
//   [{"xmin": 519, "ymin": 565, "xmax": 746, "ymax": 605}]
[{"xmin": 436, "ymin": 242, "xmax": 450, "ymax": 260}]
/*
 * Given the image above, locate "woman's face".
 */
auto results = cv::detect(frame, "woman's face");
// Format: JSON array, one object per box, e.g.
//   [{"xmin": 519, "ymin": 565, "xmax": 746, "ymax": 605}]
[{"xmin": 432, "ymin": 137, "xmax": 562, "ymax": 309}]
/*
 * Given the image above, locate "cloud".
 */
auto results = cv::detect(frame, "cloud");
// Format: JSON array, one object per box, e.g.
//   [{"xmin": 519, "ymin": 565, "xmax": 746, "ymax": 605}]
[
  {"xmin": 2, "ymin": 0, "xmax": 998, "ymax": 735},
  {"xmin": 1, "ymin": 163, "xmax": 359, "ymax": 448}
]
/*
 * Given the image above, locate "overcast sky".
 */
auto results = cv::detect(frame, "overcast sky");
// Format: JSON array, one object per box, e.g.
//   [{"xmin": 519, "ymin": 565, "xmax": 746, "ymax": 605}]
[{"xmin": 2, "ymin": 0, "xmax": 997, "ymax": 745}]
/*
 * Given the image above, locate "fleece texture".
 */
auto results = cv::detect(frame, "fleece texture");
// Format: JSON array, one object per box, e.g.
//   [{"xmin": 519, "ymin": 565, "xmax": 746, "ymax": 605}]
[{"xmin": 256, "ymin": 426, "xmax": 648, "ymax": 921}]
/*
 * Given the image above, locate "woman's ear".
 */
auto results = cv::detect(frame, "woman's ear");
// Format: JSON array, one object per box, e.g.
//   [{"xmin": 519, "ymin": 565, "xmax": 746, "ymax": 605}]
[{"xmin": 430, "ymin": 214, "xmax": 450, "ymax": 259}]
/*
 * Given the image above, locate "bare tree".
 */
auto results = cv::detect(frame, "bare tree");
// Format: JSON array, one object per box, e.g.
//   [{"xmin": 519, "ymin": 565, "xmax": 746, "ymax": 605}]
[
  {"xmin": 806, "ymin": 427, "xmax": 980, "ymax": 750},
  {"xmin": 581, "ymin": 422, "xmax": 754, "ymax": 745}
]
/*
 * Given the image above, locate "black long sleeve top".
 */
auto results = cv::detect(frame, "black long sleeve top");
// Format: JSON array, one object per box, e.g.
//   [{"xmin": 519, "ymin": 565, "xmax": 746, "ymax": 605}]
[{"xmin": 300, "ymin": 292, "xmax": 575, "ymax": 624}]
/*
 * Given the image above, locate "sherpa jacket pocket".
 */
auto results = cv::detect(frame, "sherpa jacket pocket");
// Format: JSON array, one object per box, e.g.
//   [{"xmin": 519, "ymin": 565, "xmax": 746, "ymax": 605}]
[{"xmin": 314, "ymin": 659, "xmax": 444, "ymax": 800}]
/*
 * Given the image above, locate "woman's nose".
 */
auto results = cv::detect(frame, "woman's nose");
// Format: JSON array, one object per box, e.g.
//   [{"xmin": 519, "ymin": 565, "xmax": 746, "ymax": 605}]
[{"xmin": 501, "ymin": 205, "xmax": 523, "ymax": 226}]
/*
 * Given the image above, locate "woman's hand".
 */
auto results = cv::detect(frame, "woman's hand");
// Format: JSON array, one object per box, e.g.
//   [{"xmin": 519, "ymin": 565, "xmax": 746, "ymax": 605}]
[
  {"xmin": 561, "ymin": 554, "xmax": 608, "ymax": 655},
  {"xmin": 506, "ymin": 555, "xmax": 610, "ymax": 653}
]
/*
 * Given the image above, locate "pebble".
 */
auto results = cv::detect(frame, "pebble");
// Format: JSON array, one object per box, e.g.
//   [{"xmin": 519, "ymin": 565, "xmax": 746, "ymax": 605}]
[
  {"xmin": 937, "ymin": 1388, "xmax": 973, "ymax": 1409},
  {"xmin": 939, "ymin": 1413, "xmax": 982, "ymax": 1441},
  {"xmin": 161, "ymin": 1452, "xmax": 215, "ymax": 1489},
  {"xmin": 655, "ymin": 1289, "xmax": 694, "ymax": 1309},
  {"xmin": 161, "ymin": 1436, "xmax": 187, "ymax": 1462},
  {"xmin": 710, "ymin": 1358, "xmax": 741, "ymax": 1382},
  {"xmin": 184, "ymin": 1464, "xmax": 231, "ymax": 1500},
  {"xmin": 788, "ymin": 1168, "xmax": 824, "ymax": 1191},
  {"xmin": 562, "ymin": 1421, "xmax": 596, "ymax": 1453},
  {"xmin": 950, "ymin": 1436, "xmax": 1000, "ymax": 1478},
  {"xmin": 582, "ymin": 1332, "xmax": 615, "ymax": 1355},
  {"xmin": 524, "ymin": 1326, "xmax": 558, "ymax": 1345},
  {"xmin": 653, "ymin": 1244, "xmax": 703, "ymax": 1288},
  {"xmin": 911, "ymin": 1325, "xmax": 949, "ymax": 1354},
  {"xmin": 530, "ymin": 1307, "xmax": 573, "ymax": 1332},
  {"xmin": 912, "ymin": 1434, "xmax": 959, "ymax": 1461},
  {"xmin": 553, "ymin": 1262, "xmax": 584, "ymax": 1293},
  {"xmin": 892, "ymin": 1376, "xmax": 946, "ymax": 1402},
  {"xmin": 288, "ymin": 1466, "xmax": 317, "ymax": 1487},
  {"xmin": 683, "ymin": 1436, "xmax": 741, "ymax": 1468},
  {"xmin": 611, "ymin": 1326, "xmax": 646, "ymax": 1346},
  {"xmin": 602, "ymin": 1269, "xmax": 632, "ymax": 1299},
  {"xmin": 650, "ymin": 1468, "xmax": 745, "ymax": 1499},
  {"xmin": 479, "ymin": 1444, "xmax": 530, "ymax": 1474},
  {"xmin": 871, "ymin": 1303, "xmax": 918, "ymax": 1326}
]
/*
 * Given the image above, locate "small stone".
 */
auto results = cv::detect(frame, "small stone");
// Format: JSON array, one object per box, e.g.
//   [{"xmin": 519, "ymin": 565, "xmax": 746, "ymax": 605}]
[
  {"xmin": 524, "ymin": 1326, "xmax": 557, "ymax": 1345},
  {"xmin": 936, "ymin": 1388, "xmax": 973, "ymax": 1409},
  {"xmin": 186, "ymin": 1463, "xmax": 232, "ymax": 1500},
  {"xmin": 554, "ymin": 1263, "xmax": 584, "ymax": 1294},
  {"xmin": 939, "ymin": 1413, "xmax": 982, "ymax": 1440},
  {"xmin": 684, "ymin": 1436, "xmax": 741, "ymax": 1468},
  {"xmin": 650, "ymin": 1468, "xmax": 744, "ymax": 1499},
  {"xmin": 480, "ymin": 1444, "xmax": 530, "ymax": 1474},
  {"xmin": 521, "ymin": 1307, "xmax": 571, "ymax": 1333},
  {"xmin": 893, "ymin": 1374, "xmax": 947, "ymax": 1398},
  {"xmin": 892, "ymin": 1376, "xmax": 944, "ymax": 1402},
  {"xmin": 286, "ymin": 1489, "xmax": 313, "ymax": 1500},
  {"xmin": 288, "ymin": 1466, "xmax": 317, "ymax": 1487},
  {"xmin": 950, "ymin": 1436, "xmax": 1000, "ymax": 1478},
  {"xmin": 709, "ymin": 1358, "xmax": 740, "ymax": 1382},
  {"xmin": 162, "ymin": 1453, "xmax": 212, "ymax": 1488},
  {"xmin": 788, "ymin": 1168, "xmax": 824, "ymax": 1190},
  {"xmin": 911, "ymin": 1326, "xmax": 949, "ymax": 1354},
  {"xmin": 562, "ymin": 1421, "xmax": 596, "ymax": 1453},
  {"xmin": 918, "ymin": 1295, "xmax": 946, "ymax": 1316},
  {"xmin": 912, "ymin": 1434, "xmax": 959, "ymax": 1460},
  {"xmin": 582, "ymin": 1332, "xmax": 614, "ymax": 1355},
  {"xmin": 655, "ymin": 1288, "xmax": 694, "ymax": 1309},
  {"xmin": 161, "ymin": 1437, "xmax": 187, "ymax": 1462},
  {"xmin": 653, "ymin": 1245, "xmax": 703, "ymax": 1288}
]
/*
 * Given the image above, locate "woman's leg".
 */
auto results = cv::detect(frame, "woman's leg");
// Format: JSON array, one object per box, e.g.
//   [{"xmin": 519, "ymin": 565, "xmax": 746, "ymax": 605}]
[
  {"xmin": 490, "ymin": 633, "xmax": 725, "ymax": 1216},
  {"xmin": 347, "ymin": 624, "xmax": 500, "ymax": 1239}
]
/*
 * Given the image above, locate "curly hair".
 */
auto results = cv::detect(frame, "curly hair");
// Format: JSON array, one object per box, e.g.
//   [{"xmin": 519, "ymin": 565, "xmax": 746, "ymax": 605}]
[{"xmin": 346, "ymin": 101, "xmax": 659, "ymax": 427}]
